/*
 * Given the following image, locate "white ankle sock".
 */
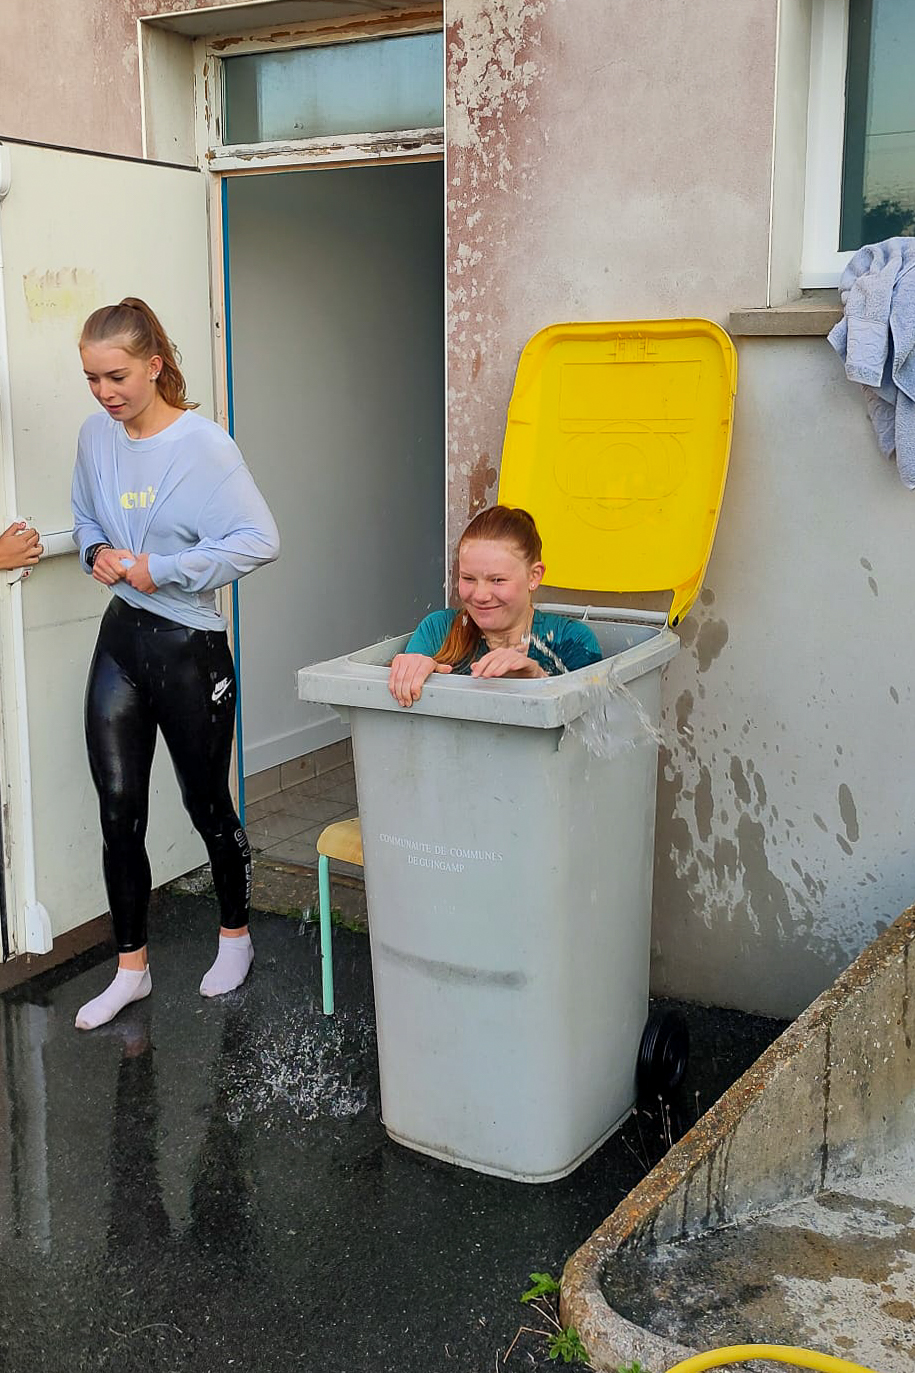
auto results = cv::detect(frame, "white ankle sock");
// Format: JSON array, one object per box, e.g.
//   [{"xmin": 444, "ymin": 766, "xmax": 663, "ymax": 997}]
[
  {"xmin": 199, "ymin": 933, "xmax": 253, "ymax": 997},
  {"xmin": 75, "ymin": 967, "xmax": 152, "ymax": 1031}
]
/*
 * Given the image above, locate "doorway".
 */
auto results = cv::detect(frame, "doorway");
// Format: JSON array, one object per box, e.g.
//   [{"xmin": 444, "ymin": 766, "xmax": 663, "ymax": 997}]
[{"xmin": 223, "ymin": 159, "xmax": 445, "ymax": 789}]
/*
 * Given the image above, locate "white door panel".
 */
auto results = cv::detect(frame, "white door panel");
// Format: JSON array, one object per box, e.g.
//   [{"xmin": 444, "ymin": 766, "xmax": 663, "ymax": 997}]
[{"xmin": 0, "ymin": 140, "xmax": 214, "ymax": 953}]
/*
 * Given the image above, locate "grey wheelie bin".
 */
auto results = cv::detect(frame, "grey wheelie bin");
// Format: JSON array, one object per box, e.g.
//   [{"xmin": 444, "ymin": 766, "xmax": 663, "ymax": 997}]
[{"xmin": 297, "ymin": 319, "xmax": 737, "ymax": 1181}]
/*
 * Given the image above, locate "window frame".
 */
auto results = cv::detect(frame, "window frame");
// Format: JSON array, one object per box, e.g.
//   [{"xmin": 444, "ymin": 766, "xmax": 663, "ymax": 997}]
[
  {"xmin": 198, "ymin": 9, "xmax": 444, "ymax": 174},
  {"xmin": 801, "ymin": 0, "xmax": 854, "ymax": 288}
]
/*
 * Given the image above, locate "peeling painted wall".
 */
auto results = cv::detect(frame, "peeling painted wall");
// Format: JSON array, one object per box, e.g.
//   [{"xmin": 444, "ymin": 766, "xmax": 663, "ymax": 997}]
[
  {"xmin": 0, "ymin": 0, "xmax": 246, "ymax": 156},
  {"xmin": 445, "ymin": 0, "xmax": 775, "ymax": 540}
]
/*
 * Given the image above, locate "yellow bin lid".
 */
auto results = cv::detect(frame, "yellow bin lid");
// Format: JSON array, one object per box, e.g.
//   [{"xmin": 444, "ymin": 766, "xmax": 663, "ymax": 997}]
[{"xmin": 497, "ymin": 319, "xmax": 737, "ymax": 625}]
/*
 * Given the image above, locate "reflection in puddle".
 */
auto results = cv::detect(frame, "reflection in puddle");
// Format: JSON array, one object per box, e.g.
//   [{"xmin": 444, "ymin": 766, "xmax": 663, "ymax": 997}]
[{"xmin": 0, "ymin": 1000, "xmax": 53, "ymax": 1253}]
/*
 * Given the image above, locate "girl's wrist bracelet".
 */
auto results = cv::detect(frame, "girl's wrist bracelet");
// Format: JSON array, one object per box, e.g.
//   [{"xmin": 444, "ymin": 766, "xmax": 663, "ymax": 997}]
[{"xmin": 86, "ymin": 542, "xmax": 112, "ymax": 569}]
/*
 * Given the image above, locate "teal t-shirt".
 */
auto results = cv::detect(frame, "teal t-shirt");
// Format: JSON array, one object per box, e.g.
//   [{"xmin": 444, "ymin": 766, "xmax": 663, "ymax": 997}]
[{"xmin": 405, "ymin": 608, "xmax": 602, "ymax": 675}]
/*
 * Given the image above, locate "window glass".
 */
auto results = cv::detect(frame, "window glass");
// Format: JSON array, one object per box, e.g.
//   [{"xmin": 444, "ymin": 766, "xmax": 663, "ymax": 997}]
[
  {"xmin": 841, "ymin": 0, "xmax": 915, "ymax": 248},
  {"xmin": 222, "ymin": 32, "xmax": 443, "ymax": 144}
]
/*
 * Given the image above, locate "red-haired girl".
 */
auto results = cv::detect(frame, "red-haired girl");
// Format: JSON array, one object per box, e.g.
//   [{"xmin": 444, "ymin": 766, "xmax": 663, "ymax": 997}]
[{"xmin": 388, "ymin": 505, "xmax": 600, "ymax": 708}]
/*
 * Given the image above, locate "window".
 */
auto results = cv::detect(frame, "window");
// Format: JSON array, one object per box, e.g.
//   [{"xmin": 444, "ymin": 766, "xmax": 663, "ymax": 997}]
[
  {"xmin": 840, "ymin": 0, "xmax": 915, "ymax": 247},
  {"xmin": 803, "ymin": 0, "xmax": 915, "ymax": 286},
  {"xmin": 221, "ymin": 31, "xmax": 444, "ymax": 145}
]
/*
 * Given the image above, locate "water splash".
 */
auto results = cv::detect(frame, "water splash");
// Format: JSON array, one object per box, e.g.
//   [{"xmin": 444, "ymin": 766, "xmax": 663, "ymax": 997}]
[
  {"xmin": 223, "ymin": 1008, "xmax": 372, "ymax": 1126},
  {"xmin": 564, "ymin": 669, "xmax": 664, "ymax": 762},
  {"xmin": 528, "ymin": 630, "xmax": 567, "ymax": 676},
  {"xmin": 529, "ymin": 627, "xmax": 663, "ymax": 760}
]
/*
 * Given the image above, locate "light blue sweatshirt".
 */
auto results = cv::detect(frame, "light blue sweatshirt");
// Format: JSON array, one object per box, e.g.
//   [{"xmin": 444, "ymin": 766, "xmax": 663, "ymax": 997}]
[{"xmin": 72, "ymin": 410, "xmax": 280, "ymax": 631}]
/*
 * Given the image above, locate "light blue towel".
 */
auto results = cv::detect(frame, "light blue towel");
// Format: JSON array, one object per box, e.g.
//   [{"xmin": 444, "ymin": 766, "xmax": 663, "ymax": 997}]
[{"xmin": 827, "ymin": 237, "xmax": 915, "ymax": 488}]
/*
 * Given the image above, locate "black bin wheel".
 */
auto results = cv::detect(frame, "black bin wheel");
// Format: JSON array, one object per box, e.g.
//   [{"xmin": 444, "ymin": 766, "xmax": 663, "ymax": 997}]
[{"xmin": 637, "ymin": 1008, "xmax": 689, "ymax": 1102}]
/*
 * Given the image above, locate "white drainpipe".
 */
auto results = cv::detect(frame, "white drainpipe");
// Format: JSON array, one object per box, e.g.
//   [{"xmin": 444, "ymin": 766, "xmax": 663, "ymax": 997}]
[{"xmin": 0, "ymin": 144, "xmax": 52, "ymax": 955}]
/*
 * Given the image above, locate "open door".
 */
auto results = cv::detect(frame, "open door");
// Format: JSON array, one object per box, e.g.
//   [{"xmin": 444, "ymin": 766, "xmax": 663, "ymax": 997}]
[{"xmin": 0, "ymin": 140, "xmax": 214, "ymax": 956}]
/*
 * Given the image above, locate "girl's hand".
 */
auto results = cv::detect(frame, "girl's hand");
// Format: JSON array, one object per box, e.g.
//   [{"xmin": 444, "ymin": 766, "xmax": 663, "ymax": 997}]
[
  {"xmin": 92, "ymin": 547, "xmax": 134, "ymax": 586},
  {"xmin": 0, "ymin": 522, "xmax": 42, "ymax": 571},
  {"xmin": 123, "ymin": 553, "xmax": 158, "ymax": 594},
  {"xmin": 387, "ymin": 653, "xmax": 452, "ymax": 707},
  {"xmin": 471, "ymin": 647, "xmax": 547, "ymax": 680}
]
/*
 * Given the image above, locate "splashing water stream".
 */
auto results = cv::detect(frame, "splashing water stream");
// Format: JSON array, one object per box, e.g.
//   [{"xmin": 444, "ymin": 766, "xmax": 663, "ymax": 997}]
[
  {"xmin": 527, "ymin": 630, "xmax": 567, "ymax": 677},
  {"xmin": 529, "ymin": 630, "xmax": 664, "ymax": 762},
  {"xmin": 565, "ymin": 671, "xmax": 664, "ymax": 761}
]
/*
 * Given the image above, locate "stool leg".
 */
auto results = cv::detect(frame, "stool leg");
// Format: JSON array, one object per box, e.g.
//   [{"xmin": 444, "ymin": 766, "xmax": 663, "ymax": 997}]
[{"xmin": 317, "ymin": 853, "xmax": 334, "ymax": 1015}]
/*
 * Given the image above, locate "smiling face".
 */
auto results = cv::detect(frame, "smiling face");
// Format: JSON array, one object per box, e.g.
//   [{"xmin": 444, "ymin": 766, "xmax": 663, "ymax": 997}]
[
  {"xmin": 457, "ymin": 537, "xmax": 545, "ymax": 638},
  {"xmin": 80, "ymin": 339, "xmax": 163, "ymax": 427}
]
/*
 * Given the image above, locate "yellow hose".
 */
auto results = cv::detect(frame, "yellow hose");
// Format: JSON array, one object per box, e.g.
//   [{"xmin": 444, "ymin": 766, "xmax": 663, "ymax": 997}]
[{"xmin": 665, "ymin": 1345, "xmax": 882, "ymax": 1373}]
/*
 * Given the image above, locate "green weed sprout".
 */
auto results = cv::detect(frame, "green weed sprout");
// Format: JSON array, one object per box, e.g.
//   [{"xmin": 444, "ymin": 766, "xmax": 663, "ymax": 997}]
[
  {"xmin": 548, "ymin": 1326, "xmax": 589, "ymax": 1364},
  {"xmin": 520, "ymin": 1272, "xmax": 561, "ymax": 1304}
]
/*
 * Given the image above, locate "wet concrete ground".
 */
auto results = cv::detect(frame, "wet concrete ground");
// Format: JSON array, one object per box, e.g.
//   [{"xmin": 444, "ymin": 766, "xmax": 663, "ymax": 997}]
[{"xmin": 0, "ymin": 892, "xmax": 786, "ymax": 1373}]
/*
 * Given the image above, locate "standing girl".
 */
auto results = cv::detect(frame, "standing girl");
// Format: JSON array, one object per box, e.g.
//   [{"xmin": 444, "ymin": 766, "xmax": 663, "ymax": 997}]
[{"xmin": 72, "ymin": 297, "xmax": 279, "ymax": 1030}]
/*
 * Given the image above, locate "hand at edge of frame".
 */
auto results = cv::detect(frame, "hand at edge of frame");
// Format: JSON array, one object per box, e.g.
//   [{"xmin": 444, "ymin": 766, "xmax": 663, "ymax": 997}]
[{"xmin": 0, "ymin": 521, "xmax": 43, "ymax": 571}]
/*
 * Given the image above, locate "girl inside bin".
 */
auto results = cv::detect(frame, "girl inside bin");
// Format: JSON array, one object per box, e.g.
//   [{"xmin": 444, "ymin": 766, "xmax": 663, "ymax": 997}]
[
  {"xmin": 388, "ymin": 504, "xmax": 601, "ymax": 708},
  {"xmin": 71, "ymin": 297, "xmax": 280, "ymax": 1031}
]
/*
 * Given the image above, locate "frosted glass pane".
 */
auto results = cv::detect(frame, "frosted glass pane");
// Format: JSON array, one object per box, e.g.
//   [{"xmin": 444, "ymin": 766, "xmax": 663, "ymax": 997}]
[{"xmin": 223, "ymin": 33, "xmax": 443, "ymax": 144}]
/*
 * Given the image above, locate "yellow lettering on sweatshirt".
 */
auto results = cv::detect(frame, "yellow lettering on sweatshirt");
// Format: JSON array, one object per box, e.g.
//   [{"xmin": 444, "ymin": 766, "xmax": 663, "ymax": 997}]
[{"xmin": 120, "ymin": 486, "xmax": 157, "ymax": 510}]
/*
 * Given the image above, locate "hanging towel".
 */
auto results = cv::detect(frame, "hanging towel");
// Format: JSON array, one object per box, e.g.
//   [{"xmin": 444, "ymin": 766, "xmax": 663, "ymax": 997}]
[{"xmin": 827, "ymin": 237, "xmax": 915, "ymax": 487}]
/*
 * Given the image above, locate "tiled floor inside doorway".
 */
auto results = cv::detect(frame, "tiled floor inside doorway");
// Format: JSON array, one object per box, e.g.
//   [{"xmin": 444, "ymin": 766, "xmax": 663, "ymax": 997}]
[{"xmin": 244, "ymin": 757, "xmax": 359, "ymax": 875}]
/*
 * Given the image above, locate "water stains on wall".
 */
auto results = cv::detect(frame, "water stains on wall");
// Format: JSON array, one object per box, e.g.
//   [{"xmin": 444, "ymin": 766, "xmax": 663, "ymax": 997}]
[
  {"xmin": 860, "ymin": 556, "xmax": 879, "ymax": 598},
  {"xmin": 730, "ymin": 755, "xmax": 752, "ymax": 806},
  {"xmin": 695, "ymin": 617, "xmax": 730, "ymax": 672},
  {"xmin": 838, "ymin": 784, "xmax": 859, "ymax": 845},
  {"xmin": 652, "ymin": 586, "xmax": 858, "ymax": 1018},
  {"xmin": 694, "ymin": 587, "xmax": 730, "ymax": 672},
  {"xmin": 467, "ymin": 451, "xmax": 497, "ymax": 513}
]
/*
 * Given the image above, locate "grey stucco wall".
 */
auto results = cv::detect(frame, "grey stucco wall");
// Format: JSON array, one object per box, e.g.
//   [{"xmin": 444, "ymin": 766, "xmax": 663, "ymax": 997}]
[{"xmin": 653, "ymin": 338, "xmax": 915, "ymax": 1016}]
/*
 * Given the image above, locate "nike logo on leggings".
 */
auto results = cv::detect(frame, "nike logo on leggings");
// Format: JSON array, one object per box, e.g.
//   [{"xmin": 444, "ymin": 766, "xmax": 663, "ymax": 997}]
[{"xmin": 212, "ymin": 677, "xmax": 231, "ymax": 703}]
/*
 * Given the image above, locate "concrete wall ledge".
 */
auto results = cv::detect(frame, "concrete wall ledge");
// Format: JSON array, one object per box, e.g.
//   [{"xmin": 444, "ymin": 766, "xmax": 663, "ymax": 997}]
[
  {"xmin": 560, "ymin": 904, "xmax": 915, "ymax": 1372},
  {"xmin": 729, "ymin": 290, "xmax": 842, "ymax": 337}
]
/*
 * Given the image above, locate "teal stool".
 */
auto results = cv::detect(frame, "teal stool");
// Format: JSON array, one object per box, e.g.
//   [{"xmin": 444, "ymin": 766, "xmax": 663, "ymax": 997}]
[{"xmin": 314, "ymin": 817, "xmax": 363, "ymax": 1015}]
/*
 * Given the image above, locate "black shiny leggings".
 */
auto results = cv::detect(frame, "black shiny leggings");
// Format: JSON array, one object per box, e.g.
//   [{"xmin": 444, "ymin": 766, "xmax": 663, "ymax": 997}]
[{"xmin": 85, "ymin": 598, "xmax": 251, "ymax": 952}]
